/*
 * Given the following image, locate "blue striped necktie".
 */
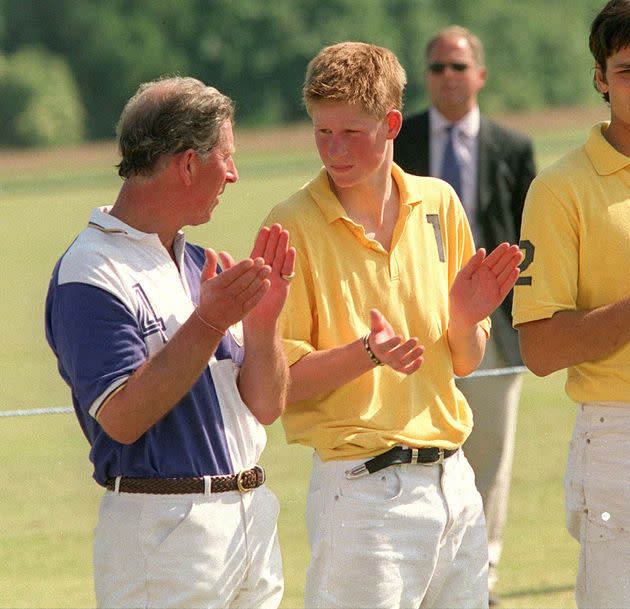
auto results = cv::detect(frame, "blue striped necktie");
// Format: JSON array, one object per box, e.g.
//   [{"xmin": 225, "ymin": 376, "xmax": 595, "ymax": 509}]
[{"xmin": 440, "ymin": 125, "xmax": 462, "ymax": 199}]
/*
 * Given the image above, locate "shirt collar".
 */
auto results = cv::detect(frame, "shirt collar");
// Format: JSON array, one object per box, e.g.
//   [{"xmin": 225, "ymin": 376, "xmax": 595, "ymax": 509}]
[
  {"xmin": 586, "ymin": 121, "xmax": 630, "ymax": 175},
  {"xmin": 306, "ymin": 168, "xmax": 348, "ymax": 224},
  {"xmin": 307, "ymin": 166, "xmax": 423, "ymax": 225},
  {"xmin": 392, "ymin": 163, "xmax": 423, "ymax": 207},
  {"xmin": 429, "ymin": 105, "xmax": 480, "ymax": 139},
  {"xmin": 88, "ymin": 206, "xmax": 185, "ymax": 250}
]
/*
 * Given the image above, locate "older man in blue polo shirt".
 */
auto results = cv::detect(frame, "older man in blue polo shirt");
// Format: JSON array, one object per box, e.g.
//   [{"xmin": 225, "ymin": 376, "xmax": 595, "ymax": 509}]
[{"xmin": 45, "ymin": 76, "xmax": 295, "ymax": 609}]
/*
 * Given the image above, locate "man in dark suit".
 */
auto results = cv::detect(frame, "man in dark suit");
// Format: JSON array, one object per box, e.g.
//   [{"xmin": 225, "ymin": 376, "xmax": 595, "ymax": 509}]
[{"xmin": 394, "ymin": 25, "xmax": 536, "ymax": 605}]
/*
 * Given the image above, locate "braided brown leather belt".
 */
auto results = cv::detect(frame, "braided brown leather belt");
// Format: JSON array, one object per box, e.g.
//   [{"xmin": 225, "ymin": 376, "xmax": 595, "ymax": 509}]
[{"xmin": 104, "ymin": 465, "xmax": 266, "ymax": 495}]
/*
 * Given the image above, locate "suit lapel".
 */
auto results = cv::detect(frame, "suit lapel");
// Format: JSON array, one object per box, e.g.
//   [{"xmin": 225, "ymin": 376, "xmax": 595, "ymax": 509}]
[
  {"xmin": 477, "ymin": 117, "xmax": 494, "ymax": 214},
  {"xmin": 416, "ymin": 113, "xmax": 431, "ymax": 176}
]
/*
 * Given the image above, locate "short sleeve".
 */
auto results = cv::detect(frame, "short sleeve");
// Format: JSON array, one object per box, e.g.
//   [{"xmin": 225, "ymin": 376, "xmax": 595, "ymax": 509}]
[
  {"xmin": 512, "ymin": 176, "xmax": 580, "ymax": 325},
  {"xmin": 46, "ymin": 282, "xmax": 147, "ymax": 418}
]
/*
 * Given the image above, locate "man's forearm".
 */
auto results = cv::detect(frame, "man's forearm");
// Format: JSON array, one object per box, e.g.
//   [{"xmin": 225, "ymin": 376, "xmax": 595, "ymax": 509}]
[
  {"xmin": 97, "ymin": 311, "xmax": 224, "ymax": 444},
  {"xmin": 239, "ymin": 323, "xmax": 289, "ymax": 425},
  {"xmin": 447, "ymin": 320, "xmax": 486, "ymax": 377},
  {"xmin": 519, "ymin": 298, "xmax": 630, "ymax": 376},
  {"xmin": 287, "ymin": 340, "xmax": 377, "ymax": 404}
]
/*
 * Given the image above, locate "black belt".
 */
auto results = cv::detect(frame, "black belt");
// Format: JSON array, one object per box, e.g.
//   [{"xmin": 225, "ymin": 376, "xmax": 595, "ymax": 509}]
[
  {"xmin": 345, "ymin": 446, "xmax": 459, "ymax": 479},
  {"xmin": 104, "ymin": 465, "xmax": 266, "ymax": 495}
]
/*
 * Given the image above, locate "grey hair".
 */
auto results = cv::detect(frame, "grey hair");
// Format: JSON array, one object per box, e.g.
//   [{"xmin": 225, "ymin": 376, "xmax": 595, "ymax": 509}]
[{"xmin": 116, "ymin": 76, "xmax": 235, "ymax": 178}]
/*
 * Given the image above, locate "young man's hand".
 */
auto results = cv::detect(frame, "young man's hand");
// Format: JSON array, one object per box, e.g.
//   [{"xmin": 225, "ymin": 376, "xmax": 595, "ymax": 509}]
[
  {"xmin": 449, "ymin": 242, "xmax": 523, "ymax": 329},
  {"xmin": 367, "ymin": 308, "xmax": 425, "ymax": 374}
]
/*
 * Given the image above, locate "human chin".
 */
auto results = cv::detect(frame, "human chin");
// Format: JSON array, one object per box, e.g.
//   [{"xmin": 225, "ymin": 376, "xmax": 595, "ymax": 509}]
[
  {"xmin": 209, "ymin": 196, "xmax": 221, "ymax": 214},
  {"xmin": 327, "ymin": 170, "xmax": 361, "ymax": 190},
  {"xmin": 197, "ymin": 197, "xmax": 218, "ymax": 222}
]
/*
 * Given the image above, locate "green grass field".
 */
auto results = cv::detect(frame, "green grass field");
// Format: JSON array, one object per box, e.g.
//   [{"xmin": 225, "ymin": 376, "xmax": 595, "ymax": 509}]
[{"xmin": 0, "ymin": 113, "xmax": 597, "ymax": 608}]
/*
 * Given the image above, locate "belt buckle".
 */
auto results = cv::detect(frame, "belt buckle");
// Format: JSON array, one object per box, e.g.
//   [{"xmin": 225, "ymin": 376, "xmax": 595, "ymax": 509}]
[
  {"xmin": 254, "ymin": 465, "xmax": 266, "ymax": 485},
  {"xmin": 236, "ymin": 469, "xmax": 253, "ymax": 493},
  {"xmin": 345, "ymin": 464, "xmax": 369, "ymax": 479},
  {"xmin": 417, "ymin": 448, "xmax": 445, "ymax": 466},
  {"xmin": 236, "ymin": 465, "xmax": 265, "ymax": 492}
]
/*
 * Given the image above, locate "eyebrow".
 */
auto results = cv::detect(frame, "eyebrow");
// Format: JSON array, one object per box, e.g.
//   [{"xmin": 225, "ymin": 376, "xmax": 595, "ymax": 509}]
[{"xmin": 313, "ymin": 119, "xmax": 371, "ymax": 128}]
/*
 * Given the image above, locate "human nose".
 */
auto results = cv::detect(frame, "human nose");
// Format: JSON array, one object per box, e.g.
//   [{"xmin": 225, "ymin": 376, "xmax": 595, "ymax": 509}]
[
  {"xmin": 327, "ymin": 134, "xmax": 347, "ymax": 159},
  {"xmin": 226, "ymin": 158, "xmax": 238, "ymax": 184}
]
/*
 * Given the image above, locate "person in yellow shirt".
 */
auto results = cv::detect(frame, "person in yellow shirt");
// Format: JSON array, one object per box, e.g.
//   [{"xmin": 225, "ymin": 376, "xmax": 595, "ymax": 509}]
[
  {"xmin": 265, "ymin": 41, "xmax": 522, "ymax": 608},
  {"xmin": 513, "ymin": 2, "xmax": 630, "ymax": 607}
]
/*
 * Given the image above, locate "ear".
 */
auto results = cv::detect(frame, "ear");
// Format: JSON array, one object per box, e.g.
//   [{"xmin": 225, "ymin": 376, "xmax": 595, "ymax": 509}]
[
  {"xmin": 594, "ymin": 63, "xmax": 609, "ymax": 94},
  {"xmin": 176, "ymin": 149, "xmax": 197, "ymax": 187},
  {"xmin": 478, "ymin": 66, "xmax": 488, "ymax": 87},
  {"xmin": 386, "ymin": 109, "xmax": 403, "ymax": 139}
]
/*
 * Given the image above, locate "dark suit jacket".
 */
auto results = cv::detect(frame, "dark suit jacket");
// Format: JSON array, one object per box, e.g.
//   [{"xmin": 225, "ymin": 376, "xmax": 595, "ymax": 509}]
[{"xmin": 394, "ymin": 110, "xmax": 536, "ymax": 365}]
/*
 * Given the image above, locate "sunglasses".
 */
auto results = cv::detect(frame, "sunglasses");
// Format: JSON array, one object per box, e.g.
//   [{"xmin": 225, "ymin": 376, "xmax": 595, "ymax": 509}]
[{"xmin": 428, "ymin": 62, "xmax": 469, "ymax": 74}]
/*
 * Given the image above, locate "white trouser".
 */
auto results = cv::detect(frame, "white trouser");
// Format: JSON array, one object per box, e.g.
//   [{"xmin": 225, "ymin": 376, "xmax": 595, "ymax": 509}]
[
  {"xmin": 304, "ymin": 449, "xmax": 488, "ymax": 609},
  {"xmin": 93, "ymin": 484, "xmax": 283, "ymax": 609},
  {"xmin": 565, "ymin": 402, "xmax": 630, "ymax": 608},
  {"xmin": 455, "ymin": 337, "xmax": 522, "ymax": 584}
]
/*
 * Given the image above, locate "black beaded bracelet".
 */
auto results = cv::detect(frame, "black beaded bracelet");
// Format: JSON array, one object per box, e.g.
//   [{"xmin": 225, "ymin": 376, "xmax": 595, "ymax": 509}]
[{"xmin": 362, "ymin": 333, "xmax": 384, "ymax": 367}]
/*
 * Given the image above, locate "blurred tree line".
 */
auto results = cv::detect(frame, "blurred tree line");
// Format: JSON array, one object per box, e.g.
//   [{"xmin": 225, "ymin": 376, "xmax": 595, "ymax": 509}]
[{"xmin": 0, "ymin": 0, "xmax": 602, "ymax": 148}]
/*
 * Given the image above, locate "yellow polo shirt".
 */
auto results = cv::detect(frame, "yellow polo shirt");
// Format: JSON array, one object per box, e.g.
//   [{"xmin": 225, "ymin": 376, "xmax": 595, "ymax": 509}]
[
  {"xmin": 265, "ymin": 164, "xmax": 489, "ymax": 460},
  {"xmin": 513, "ymin": 122, "xmax": 630, "ymax": 403}
]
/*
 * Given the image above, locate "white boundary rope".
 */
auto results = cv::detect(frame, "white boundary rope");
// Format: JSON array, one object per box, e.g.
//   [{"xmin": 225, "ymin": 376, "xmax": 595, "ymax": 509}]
[
  {"xmin": 0, "ymin": 406, "xmax": 74, "ymax": 417},
  {"xmin": 0, "ymin": 367, "xmax": 529, "ymax": 419},
  {"xmin": 460, "ymin": 365, "xmax": 528, "ymax": 378}
]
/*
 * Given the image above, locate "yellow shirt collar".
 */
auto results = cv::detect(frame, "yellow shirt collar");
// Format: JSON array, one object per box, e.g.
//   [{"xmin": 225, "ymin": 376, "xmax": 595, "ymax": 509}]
[
  {"xmin": 587, "ymin": 121, "xmax": 630, "ymax": 176},
  {"xmin": 306, "ymin": 164, "xmax": 423, "ymax": 225}
]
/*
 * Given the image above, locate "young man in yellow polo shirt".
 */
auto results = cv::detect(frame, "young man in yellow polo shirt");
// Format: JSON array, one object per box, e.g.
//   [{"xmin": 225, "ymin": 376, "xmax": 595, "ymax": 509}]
[
  {"xmin": 513, "ymin": 1, "xmax": 630, "ymax": 606},
  {"xmin": 265, "ymin": 42, "xmax": 522, "ymax": 608}
]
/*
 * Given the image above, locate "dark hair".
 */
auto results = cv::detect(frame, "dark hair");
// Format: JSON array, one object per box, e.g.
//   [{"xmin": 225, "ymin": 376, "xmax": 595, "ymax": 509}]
[
  {"xmin": 116, "ymin": 76, "xmax": 234, "ymax": 178},
  {"xmin": 589, "ymin": 0, "xmax": 630, "ymax": 102}
]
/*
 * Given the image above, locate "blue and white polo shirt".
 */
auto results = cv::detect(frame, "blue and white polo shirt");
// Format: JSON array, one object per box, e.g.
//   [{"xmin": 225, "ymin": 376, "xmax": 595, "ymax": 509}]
[{"xmin": 45, "ymin": 207, "xmax": 266, "ymax": 486}]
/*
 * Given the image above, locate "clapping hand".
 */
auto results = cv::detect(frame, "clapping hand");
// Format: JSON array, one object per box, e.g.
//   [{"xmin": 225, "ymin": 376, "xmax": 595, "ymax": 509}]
[
  {"xmin": 366, "ymin": 308, "xmax": 424, "ymax": 374},
  {"xmin": 449, "ymin": 242, "xmax": 523, "ymax": 327},
  {"xmin": 197, "ymin": 224, "xmax": 296, "ymax": 334},
  {"xmin": 195, "ymin": 247, "xmax": 272, "ymax": 333},
  {"xmin": 246, "ymin": 224, "xmax": 297, "ymax": 328}
]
